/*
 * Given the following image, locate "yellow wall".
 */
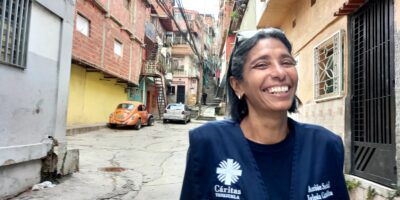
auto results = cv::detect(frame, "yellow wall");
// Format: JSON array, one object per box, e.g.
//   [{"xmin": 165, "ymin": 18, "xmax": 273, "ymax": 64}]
[
  {"xmin": 269, "ymin": 0, "xmax": 349, "ymax": 104},
  {"xmin": 67, "ymin": 64, "xmax": 128, "ymax": 126},
  {"xmin": 294, "ymin": 17, "xmax": 348, "ymax": 104},
  {"xmin": 258, "ymin": 0, "xmax": 349, "ymax": 136}
]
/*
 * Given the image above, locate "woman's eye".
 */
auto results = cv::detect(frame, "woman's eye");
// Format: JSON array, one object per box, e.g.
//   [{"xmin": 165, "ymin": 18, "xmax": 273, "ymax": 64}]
[
  {"xmin": 281, "ymin": 60, "xmax": 296, "ymax": 67},
  {"xmin": 254, "ymin": 63, "xmax": 269, "ymax": 68}
]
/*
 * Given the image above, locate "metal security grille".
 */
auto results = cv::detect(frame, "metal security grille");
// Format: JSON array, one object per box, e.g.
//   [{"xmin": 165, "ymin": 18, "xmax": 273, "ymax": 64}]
[
  {"xmin": 313, "ymin": 31, "xmax": 343, "ymax": 101},
  {"xmin": 350, "ymin": 0, "xmax": 396, "ymax": 187},
  {"xmin": 0, "ymin": 0, "xmax": 31, "ymax": 68}
]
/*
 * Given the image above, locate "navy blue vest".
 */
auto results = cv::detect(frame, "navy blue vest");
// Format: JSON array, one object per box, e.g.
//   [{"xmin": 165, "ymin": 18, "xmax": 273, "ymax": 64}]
[{"xmin": 180, "ymin": 118, "xmax": 350, "ymax": 200}]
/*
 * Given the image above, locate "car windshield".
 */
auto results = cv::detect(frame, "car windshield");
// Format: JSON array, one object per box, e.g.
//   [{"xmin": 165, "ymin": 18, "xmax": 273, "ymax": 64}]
[
  {"xmin": 167, "ymin": 104, "xmax": 184, "ymax": 110},
  {"xmin": 117, "ymin": 103, "xmax": 134, "ymax": 110}
]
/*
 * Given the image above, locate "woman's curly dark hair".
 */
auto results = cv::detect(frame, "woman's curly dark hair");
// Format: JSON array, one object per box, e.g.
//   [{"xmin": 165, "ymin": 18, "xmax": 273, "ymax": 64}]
[{"xmin": 226, "ymin": 28, "xmax": 302, "ymax": 122}]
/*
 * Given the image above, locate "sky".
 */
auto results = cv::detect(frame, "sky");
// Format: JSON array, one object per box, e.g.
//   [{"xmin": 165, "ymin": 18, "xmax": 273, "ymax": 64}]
[{"xmin": 180, "ymin": 0, "xmax": 220, "ymax": 18}]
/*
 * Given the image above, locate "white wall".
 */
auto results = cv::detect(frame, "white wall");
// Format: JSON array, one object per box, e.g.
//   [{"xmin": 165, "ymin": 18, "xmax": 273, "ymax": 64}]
[
  {"xmin": 255, "ymin": 0, "xmax": 268, "ymax": 25},
  {"xmin": 239, "ymin": 0, "xmax": 257, "ymax": 31},
  {"xmin": 0, "ymin": 0, "xmax": 75, "ymax": 198}
]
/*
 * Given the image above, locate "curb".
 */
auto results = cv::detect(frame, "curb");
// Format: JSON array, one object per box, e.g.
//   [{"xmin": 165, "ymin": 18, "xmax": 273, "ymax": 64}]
[{"xmin": 66, "ymin": 124, "xmax": 106, "ymax": 136}]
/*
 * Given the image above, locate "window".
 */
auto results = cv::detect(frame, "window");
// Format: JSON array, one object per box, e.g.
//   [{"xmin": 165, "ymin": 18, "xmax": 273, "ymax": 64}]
[
  {"xmin": 185, "ymin": 13, "xmax": 192, "ymax": 20},
  {"xmin": 313, "ymin": 30, "xmax": 343, "ymax": 101},
  {"xmin": 174, "ymin": 13, "xmax": 182, "ymax": 20},
  {"xmin": 117, "ymin": 103, "xmax": 134, "ymax": 110},
  {"xmin": 76, "ymin": 14, "xmax": 89, "ymax": 36},
  {"xmin": 123, "ymin": 0, "xmax": 130, "ymax": 9},
  {"xmin": 167, "ymin": 85, "xmax": 175, "ymax": 95},
  {"xmin": 0, "ymin": 0, "xmax": 31, "ymax": 68},
  {"xmin": 114, "ymin": 40, "xmax": 123, "ymax": 56}
]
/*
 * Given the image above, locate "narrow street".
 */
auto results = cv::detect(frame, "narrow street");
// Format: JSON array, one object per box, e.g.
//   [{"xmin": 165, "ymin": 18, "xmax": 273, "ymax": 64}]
[{"xmin": 12, "ymin": 121, "xmax": 205, "ymax": 200}]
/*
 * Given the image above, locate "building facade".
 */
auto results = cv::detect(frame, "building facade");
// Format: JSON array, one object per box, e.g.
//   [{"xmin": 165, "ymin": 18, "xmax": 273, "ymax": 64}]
[
  {"xmin": 170, "ymin": 8, "xmax": 203, "ymax": 106},
  {"xmin": 0, "ymin": 0, "xmax": 75, "ymax": 198},
  {"xmin": 68, "ymin": 0, "xmax": 148, "ymax": 127},
  {"xmin": 140, "ymin": 0, "xmax": 174, "ymax": 118}
]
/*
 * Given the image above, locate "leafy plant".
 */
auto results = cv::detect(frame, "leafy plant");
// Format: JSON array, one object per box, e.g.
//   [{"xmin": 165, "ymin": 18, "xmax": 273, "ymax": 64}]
[
  {"xmin": 346, "ymin": 179, "xmax": 361, "ymax": 192},
  {"xmin": 231, "ymin": 10, "xmax": 239, "ymax": 22},
  {"xmin": 366, "ymin": 186, "xmax": 377, "ymax": 200}
]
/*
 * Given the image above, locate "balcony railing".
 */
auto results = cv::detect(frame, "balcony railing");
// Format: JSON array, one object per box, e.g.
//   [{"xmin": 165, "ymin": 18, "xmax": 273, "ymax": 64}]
[
  {"xmin": 143, "ymin": 54, "xmax": 170, "ymax": 75},
  {"xmin": 172, "ymin": 69, "xmax": 199, "ymax": 78},
  {"xmin": 173, "ymin": 36, "xmax": 189, "ymax": 45}
]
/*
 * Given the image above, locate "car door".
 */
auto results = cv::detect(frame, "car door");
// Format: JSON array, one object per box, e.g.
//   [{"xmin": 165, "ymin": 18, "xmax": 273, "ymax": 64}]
[
  {"xmin": 184, "ymin": 105, "xmax": 190, "ymax": 119},
  {"xmin": 138, "ymin": 104, "xmax": 148, "ymax": 123}
]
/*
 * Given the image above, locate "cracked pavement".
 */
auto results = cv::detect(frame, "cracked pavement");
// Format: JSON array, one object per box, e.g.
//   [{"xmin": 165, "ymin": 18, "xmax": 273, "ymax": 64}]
[{"xmin": 11, "ymin": 120, "xmax": 206, "ymax": 200}]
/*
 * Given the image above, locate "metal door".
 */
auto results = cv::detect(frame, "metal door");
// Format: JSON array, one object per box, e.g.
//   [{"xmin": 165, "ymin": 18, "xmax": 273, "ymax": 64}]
[
  {"xmin": 176, "ymin": 85, "xmax": 185, "ymax": 104},
  {"xmin": 350, "ymin": 0, "xmax": 396, "ymax": 187}
]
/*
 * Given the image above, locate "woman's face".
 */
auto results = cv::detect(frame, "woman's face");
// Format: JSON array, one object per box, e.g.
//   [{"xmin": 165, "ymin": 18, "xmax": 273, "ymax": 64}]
[{"xmin": 232, "ymin": 38, "xmax": 298, "ymax": 114}]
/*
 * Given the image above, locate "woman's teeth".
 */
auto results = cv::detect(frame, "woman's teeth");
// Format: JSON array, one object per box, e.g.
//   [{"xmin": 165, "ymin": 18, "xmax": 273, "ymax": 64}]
[{"xmin": 266, "ymin": 86, "xmax": 289, "ymax": 94}]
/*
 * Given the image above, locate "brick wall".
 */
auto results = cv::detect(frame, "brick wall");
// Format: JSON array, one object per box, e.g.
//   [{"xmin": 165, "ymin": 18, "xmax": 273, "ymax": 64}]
[{"xmin": 72, "ymin": 0, "xmax": 148, "ymax": 85}]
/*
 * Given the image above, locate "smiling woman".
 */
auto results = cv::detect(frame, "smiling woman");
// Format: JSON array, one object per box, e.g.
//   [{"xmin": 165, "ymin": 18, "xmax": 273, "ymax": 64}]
[{"xmin": 180, "ymin": 28, "xmax": 350, "ymax": 200}]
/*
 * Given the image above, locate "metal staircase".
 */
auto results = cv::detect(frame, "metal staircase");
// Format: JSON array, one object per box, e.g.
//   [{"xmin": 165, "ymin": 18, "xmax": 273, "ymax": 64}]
[
  {"xmin": 154, "ymin": 76, "xmax": 167, "ymax": 119},
  {"xmin": 144, "ymin": 43, "xmax": 168, "ymax": 119}
]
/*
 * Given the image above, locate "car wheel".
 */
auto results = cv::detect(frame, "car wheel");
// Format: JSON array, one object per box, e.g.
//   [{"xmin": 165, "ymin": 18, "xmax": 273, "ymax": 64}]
[
  {"xmin": 107, "ymin": 123, "xmax": 116, "ymax": 129},
  {"xmin": 148, "ymin": 117, "xmax": 154, "ymax": 126},
  {"xmin": 163, "ymin": 119, "xmax": 167, "ymax": 124},
  {"xmin": 134, "ymin": 119, "xmax": 142, "ymax": 130},
  {"xmin": 188, "ymin": 117, "xmax": 191, "ymax": 123},
  {"xmin": 183, "ymin": 118, "xmax": 187, "ymax": 124}
]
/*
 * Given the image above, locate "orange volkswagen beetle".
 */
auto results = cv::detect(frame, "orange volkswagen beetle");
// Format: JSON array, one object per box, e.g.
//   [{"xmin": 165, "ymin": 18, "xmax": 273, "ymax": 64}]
[{"xmin": 107, "ymin": 101, "xmax": 154, "ymax": 129}]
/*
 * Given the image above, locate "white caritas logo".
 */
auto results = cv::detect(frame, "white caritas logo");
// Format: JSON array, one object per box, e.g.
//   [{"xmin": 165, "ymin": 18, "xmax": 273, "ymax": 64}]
[{"xmin": 216, "ymin": 159, "xmax": 242, "ymax": 186}]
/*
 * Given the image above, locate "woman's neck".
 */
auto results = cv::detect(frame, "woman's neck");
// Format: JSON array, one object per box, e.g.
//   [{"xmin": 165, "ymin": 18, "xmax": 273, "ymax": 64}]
[{"xmin": 240, "ymin": 110, "xmax": 289, "ymax": 144}]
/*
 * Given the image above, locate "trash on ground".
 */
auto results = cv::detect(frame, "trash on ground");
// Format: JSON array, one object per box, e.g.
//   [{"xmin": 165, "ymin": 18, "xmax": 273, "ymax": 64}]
[{"xmin": 31, "ymin": 181, "xmax": 56, "ymax": 191}]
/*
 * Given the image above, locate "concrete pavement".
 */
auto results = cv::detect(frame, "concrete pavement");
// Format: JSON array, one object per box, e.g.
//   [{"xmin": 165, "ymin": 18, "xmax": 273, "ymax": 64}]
[{"xmin": 11, "ymin": 120, "xmax": 206, "ymax": 200}]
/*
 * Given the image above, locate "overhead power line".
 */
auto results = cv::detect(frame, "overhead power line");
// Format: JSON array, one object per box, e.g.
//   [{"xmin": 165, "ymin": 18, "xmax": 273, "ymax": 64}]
[{"xmin": 157, "ymin": 0, "xmax": 203, "ymax": 63}]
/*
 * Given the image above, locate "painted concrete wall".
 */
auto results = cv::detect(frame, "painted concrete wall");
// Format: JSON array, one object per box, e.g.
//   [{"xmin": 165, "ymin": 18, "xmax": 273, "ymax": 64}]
[
  {"xmin": 170, "ymin": 77, "xmax": 198, "ymax": 105},
  {"xmin": 267, "ymin": 0, "xmax": 400, "ymax": 198},
  {"xmin": 272, "ymin": 1, "xmax": 349, "ymax": 176},
  {"xmin": 255, "ymin": 0, "xmax": 267, "ymax": 24},
  {"xmin": 0, "ymin": 0, "xmax": 75, "ymax": 198},
  {"xmin": 239, "ymin": 0, "xmax": 257, "ymax": 31},
  {"xmin": 67, "ymin": 64, "xmax": 128, "ymax": 126},
  {"xmin": 257, "ymin": 0, "xmax": 349, "ymax": 137}
]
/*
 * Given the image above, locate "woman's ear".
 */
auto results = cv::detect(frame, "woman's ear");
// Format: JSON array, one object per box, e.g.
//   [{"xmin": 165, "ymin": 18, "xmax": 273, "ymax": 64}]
[{"xmin": 229, "ymin": 76, "xmax": 243, "ymax": 98}]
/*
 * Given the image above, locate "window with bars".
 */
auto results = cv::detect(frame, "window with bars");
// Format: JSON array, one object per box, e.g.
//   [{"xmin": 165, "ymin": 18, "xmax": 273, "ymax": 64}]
[
  {"xmin": 313, "ymin": 30, "xmax": 343, "ymax": 101},
  {"xmin": 0, "ymin": 0, "xmax": 31, "ymax": 68}
]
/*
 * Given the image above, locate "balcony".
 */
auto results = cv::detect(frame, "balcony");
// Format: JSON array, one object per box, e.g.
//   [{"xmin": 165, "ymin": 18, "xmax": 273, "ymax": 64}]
[
  {"xmin": 172, "ymin": 44, "xmax": 193, "ymax": 56},
  {"xmin": 172, "ymin": 69, "xmax": 199, "ymax": 78},
  {"xmin": 143, "ymin": 54, "xmax": 170, "ymax": 75}
]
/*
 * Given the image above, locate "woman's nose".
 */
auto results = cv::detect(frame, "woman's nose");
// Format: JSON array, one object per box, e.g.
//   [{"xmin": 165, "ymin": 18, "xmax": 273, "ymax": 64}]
[{"xmin": 270, "ymin": 62, "xmax": 286, "ymax": 80}]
